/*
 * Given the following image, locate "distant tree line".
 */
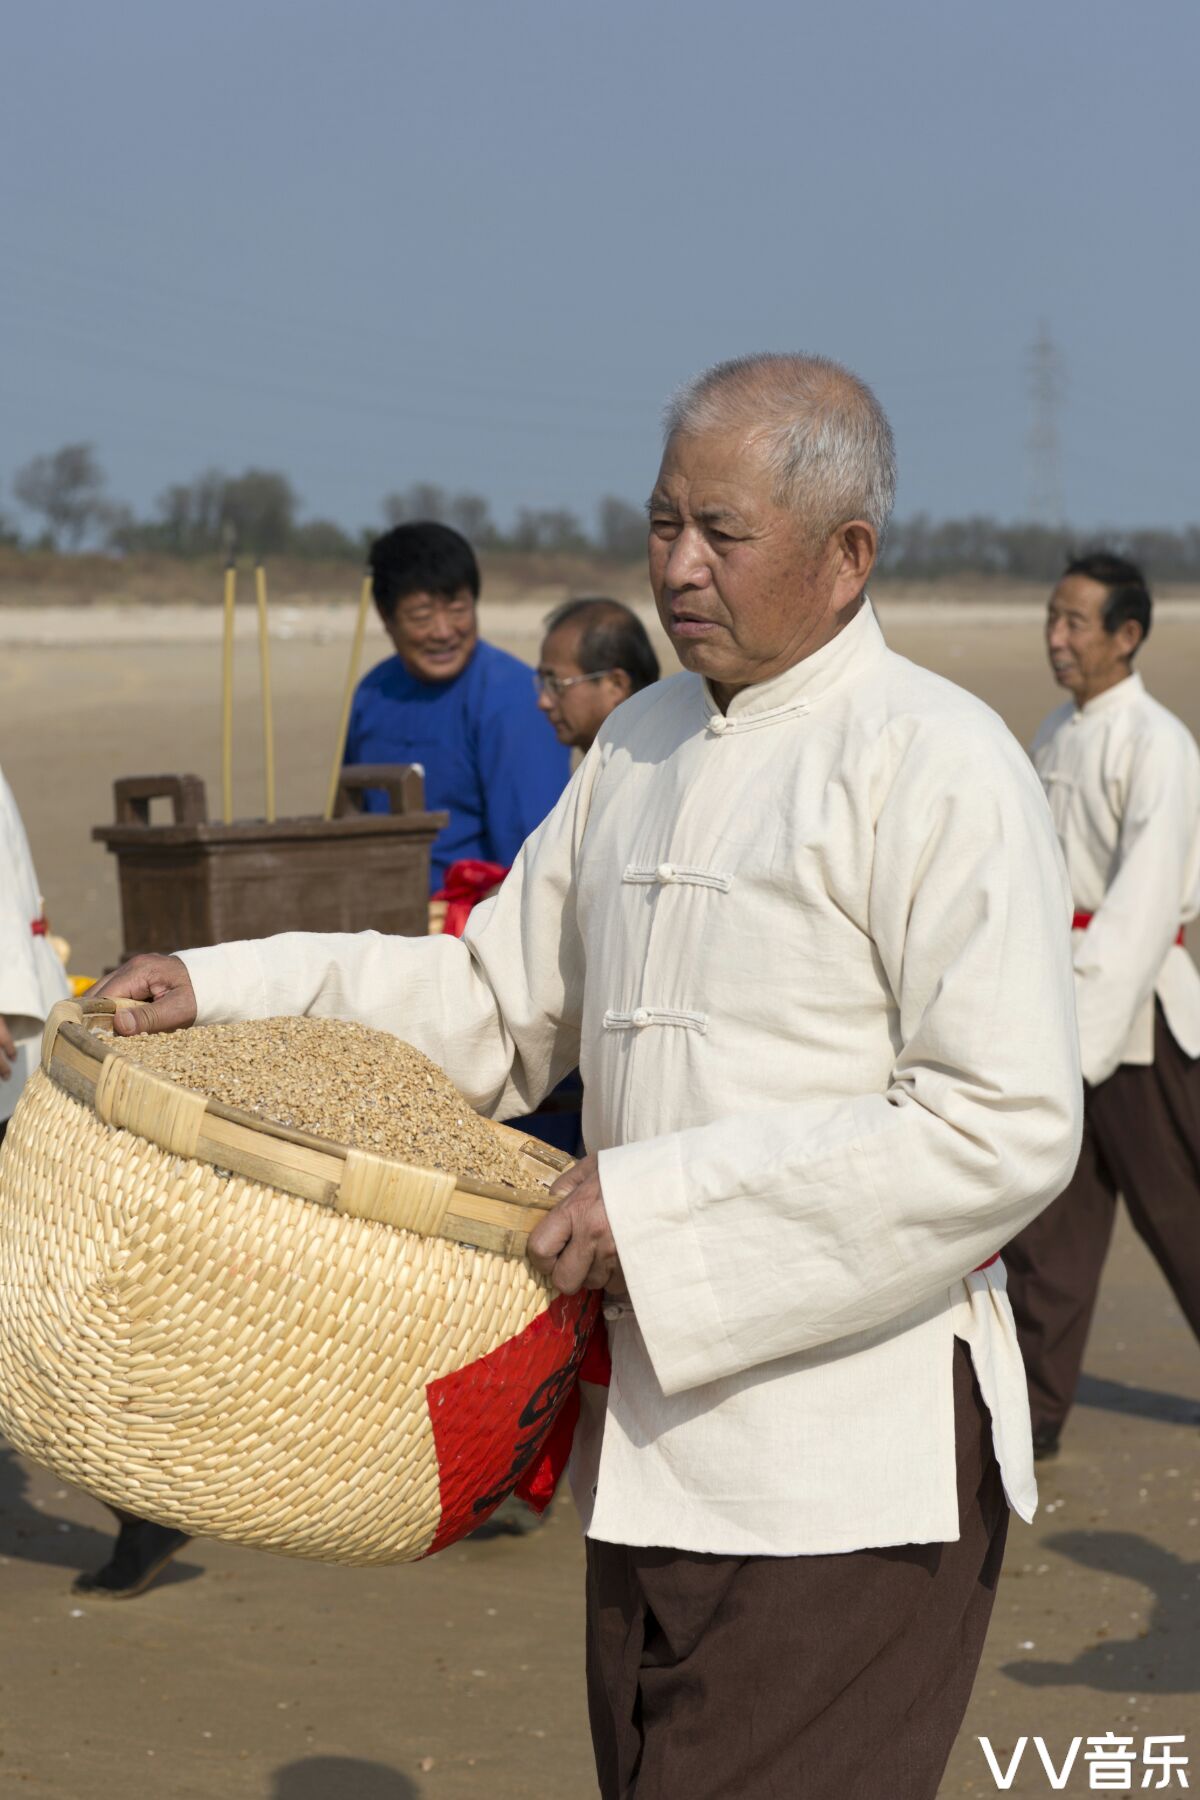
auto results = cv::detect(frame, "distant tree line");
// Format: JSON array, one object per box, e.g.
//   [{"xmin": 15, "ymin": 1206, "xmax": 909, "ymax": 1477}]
[
  {"xmin": 5, "ymin": 443, "xmax": 1200, "ymax": 582},
  {"xmin": 876, "ymin": 514, "xmax": 1200, "ymax": 584},
  {"xmin": 0, "ymin": 444, "xmax": 650, "ymax": 564}
]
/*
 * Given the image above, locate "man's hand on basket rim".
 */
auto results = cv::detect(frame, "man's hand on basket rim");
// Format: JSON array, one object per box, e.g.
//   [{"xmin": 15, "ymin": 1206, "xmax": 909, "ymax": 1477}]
[
  {"xmin": 528, "ymin": 1153, "xmax": 627, "ymax": 1298},
  {"xmin": 91, "ymin": 953, "xmax": 197, "ymax": 1037},
  {"xmin": 0, "ymin": 1012, "xmax": 16, "ymax": 1079}
]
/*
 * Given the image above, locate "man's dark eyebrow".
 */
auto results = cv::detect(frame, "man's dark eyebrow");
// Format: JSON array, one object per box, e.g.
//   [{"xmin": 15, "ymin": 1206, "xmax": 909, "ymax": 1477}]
[{"xmin": 645, "ymin": 493, "xmax": 675, "ymax": 517}]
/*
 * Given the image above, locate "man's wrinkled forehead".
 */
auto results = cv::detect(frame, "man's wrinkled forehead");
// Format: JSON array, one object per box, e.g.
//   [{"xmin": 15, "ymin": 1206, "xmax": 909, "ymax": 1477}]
[{"xmin": 649, "ymin": 425, "xmax": 778, "ymax": 519}]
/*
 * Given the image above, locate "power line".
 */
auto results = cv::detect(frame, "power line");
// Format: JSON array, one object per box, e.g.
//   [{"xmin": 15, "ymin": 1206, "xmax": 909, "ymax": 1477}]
[{"xmin": 1026, "ymin": 321, "xmax": 1066, "ymax": 527}]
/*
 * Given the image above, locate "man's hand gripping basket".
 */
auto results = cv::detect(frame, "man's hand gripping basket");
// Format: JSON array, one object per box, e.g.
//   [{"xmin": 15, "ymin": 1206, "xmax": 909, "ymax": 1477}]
[{"xmin": 0, "ymin": 999, "xmax": 596, "ymax": 1563}]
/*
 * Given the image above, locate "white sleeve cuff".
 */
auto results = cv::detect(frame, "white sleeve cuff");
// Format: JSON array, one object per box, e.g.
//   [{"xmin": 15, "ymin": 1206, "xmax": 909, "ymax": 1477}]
[
  {"xmin": 175, "ymin": 941, "xmax": 269, "ymax": 1026},
  {"xmin": 598, "ymin": 1133, "xmax": 731, "ymax": 1398}
]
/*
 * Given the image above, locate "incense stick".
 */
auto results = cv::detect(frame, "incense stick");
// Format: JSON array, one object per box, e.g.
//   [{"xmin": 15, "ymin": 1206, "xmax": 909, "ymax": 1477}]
[
  {"xmin": 324, "ymin": 572, "xmax": 373, "ymax": 820},
  {"xmin": 221, "ymin": 561, "xmax": 236, "ymax": 824},
  {"xmin": 255, "ymin": 564, "xmax": 277, "ymax": 824}
]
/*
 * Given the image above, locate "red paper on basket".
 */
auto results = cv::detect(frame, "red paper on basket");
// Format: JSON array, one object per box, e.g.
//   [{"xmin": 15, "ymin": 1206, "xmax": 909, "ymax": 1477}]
[
  {"xmin": 514, "ymin": 1312, "xmax": 611, "ymax": 1513},
  {"xmin": 432, "ymin": 853, "xmax": 595, "ymax": 1511},
  {"xmin": 433, "ymin": 860, "xmax": 509, "ymax": 938}
]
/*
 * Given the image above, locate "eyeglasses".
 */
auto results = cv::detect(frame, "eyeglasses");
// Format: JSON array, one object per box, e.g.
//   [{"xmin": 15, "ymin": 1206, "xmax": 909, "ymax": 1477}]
[{"xmin": 534, "ymin": 669, "xmax": 617, "ymax": 700}]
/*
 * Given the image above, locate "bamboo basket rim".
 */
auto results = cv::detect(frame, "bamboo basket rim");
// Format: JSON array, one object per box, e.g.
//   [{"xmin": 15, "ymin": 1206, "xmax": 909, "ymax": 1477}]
[{"xmin": 38, "ymin": 997, "xmax": 572, "ymax": 1260}]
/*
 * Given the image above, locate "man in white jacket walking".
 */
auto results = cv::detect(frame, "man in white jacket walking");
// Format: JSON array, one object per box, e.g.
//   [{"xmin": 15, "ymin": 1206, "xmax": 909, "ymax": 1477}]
[{"xmin": 1005, "ymin": 552, "xmax": 1200, "ymax": 1459}]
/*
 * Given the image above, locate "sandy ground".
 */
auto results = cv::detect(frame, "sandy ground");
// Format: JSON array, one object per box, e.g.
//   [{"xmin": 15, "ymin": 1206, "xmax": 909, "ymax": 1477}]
[{"xmin": 0, "ymin": 596, "xmax": 1198, "ymax": 1799}]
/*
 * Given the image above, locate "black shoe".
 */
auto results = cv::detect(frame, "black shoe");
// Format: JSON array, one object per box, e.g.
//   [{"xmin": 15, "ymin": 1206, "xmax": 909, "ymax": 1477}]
[
  {"xmin": 72, "ymin": 1518, "xmax": 192, "ymax": 1599},
  {"xmin": 1032, "ymin": 1425, "xmax": 1061, "ymax": 1463},
  {"xmin": 468, "ymin": 1494, "xmax": 547, "ymax": 1540}
]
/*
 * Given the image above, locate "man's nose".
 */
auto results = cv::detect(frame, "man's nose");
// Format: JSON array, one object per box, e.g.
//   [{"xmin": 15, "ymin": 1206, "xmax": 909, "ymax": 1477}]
[
  {"xmin": 1046, "ymin": 620, "xmax": 1068, "ymax": 651},
  {"xmin": 663, "ymin": 525, "xmax": 712, "ymax": 591}
]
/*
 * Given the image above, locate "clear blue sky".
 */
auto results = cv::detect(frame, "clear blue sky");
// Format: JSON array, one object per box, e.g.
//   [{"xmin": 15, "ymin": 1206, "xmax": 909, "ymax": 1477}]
[{"xmin": 3, "ymin": 0, "xmax": 1196, "ymax": 536}]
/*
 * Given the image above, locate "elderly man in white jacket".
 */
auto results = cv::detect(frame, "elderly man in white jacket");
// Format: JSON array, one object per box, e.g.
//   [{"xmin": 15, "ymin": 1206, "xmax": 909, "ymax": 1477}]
[
  {"xmin": 1005, "ymin": 552, "xmax": 1200, "ymax": 1461},
  {"xmin": 98, "ymin": 354, "xmax": 1081, "ymax": 1800}
]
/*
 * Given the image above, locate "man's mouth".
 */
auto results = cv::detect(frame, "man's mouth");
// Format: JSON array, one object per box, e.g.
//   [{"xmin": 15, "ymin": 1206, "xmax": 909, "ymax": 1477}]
[{"xmin": 669, "ymin": 609, "xmax": 718, "ymax": 639}]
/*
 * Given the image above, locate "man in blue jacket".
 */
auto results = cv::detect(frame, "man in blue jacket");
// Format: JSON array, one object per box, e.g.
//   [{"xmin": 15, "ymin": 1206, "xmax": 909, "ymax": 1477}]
[{"xmin": 346, "ymin": 521, "xmax": 570, "ymax": 890}]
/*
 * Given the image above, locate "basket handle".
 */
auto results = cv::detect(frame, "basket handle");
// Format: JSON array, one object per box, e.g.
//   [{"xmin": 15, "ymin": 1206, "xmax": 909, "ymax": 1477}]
[
  {"xmin": 40, "ymin": 994, "xmax": 137, "ymax": 1072},
  {"xmin": 79, "ymin": 995, "xmax": 138, "ymax": 1019}
]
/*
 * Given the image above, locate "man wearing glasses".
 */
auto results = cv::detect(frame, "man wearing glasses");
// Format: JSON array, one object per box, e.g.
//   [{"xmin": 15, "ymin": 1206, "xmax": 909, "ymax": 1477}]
[
  {"xmin": 345, "ymin": 521, "xmax": 570, "ymax": 889},
  {"xmin": 535, "ymin": 597, "xmax": 661, "ymax": 755}
]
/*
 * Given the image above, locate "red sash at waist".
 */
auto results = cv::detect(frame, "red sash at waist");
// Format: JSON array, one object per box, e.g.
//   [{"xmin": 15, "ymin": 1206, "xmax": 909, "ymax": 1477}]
[{"xmin": 1072, "ymin": 909, "xmax": 1184, "ymax": 946}]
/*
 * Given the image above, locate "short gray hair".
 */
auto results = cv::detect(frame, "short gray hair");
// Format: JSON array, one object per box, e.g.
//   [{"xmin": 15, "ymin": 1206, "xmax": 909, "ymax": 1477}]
[{"xmin": 663, "ymin": 353, "xmax": 897, "ymax": 541}]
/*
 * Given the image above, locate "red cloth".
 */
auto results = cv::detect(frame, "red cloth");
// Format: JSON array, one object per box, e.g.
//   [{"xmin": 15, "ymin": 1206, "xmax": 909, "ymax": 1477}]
[
  {"xmin": 433, "ymin": 860, "xmax": 509, "ymax": 938},
  {"xmin": 30, "ymin": 917, "xmax": 47, "ymax": 936},
  {"xmin": 1072, "ymin": 907, "xmax": 1184, "ymax": 946},
  {"xmin": 513, "ymin": 1254, "xmax": 1002, "ymax": 1512},
  {"xmin": 514, "ymin": 1316, "xmax": 612, "ymax": 1513}
]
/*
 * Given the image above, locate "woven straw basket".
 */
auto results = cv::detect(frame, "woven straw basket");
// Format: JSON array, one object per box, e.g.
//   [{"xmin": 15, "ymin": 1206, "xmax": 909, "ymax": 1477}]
[{"xmin": 0, "ymin": 998, "xmax": 596, "ymax": 1564}]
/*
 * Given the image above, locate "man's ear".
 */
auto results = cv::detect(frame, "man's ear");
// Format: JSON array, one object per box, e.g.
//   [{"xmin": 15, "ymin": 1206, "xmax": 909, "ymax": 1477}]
[
  {"xmin": 831, "ymin": 519, "xmax": 877, "ymax": 613},
  {"xmin": 1116, "ymin": 618, "xmax": 1144, "ymax": 662},
  {"xmin": 609, "ymin": 669, "xmax": 634, "ymax": 700}
]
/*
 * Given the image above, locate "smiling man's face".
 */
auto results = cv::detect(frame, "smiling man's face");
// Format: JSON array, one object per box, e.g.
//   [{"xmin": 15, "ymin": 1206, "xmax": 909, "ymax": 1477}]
[
  {"xmin": 647, "ymin": 427, "xmax": 868, "ymax": 709},
  {"xmin": 384, "ymin": 585, "xmax": 478, "ymax": 684}
]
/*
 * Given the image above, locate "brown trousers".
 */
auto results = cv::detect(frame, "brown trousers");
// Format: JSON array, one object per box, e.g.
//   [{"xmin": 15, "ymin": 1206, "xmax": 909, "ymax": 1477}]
[
  {"xmin": 585, "ymin": 1341, "xmax": 1007, "ymax": 1800},
  {"xmin": 1006, "ymin": 1005, "xmax": 1200, "ymax": 1436}
]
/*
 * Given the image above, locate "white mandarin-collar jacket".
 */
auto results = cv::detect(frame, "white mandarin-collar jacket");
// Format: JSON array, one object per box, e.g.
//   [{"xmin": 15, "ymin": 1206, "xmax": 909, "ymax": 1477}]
[
  {"xmin": 180, "ymin": 602, "xmax": 1082, "ymax": 1556},
  {"xmin": 1033, "ymin": 673, "xmax": 1200, "ymax": 1087},
  {"xmin": 0, "ymin": 767, "xmax": 71, "ymax": 1125}
]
